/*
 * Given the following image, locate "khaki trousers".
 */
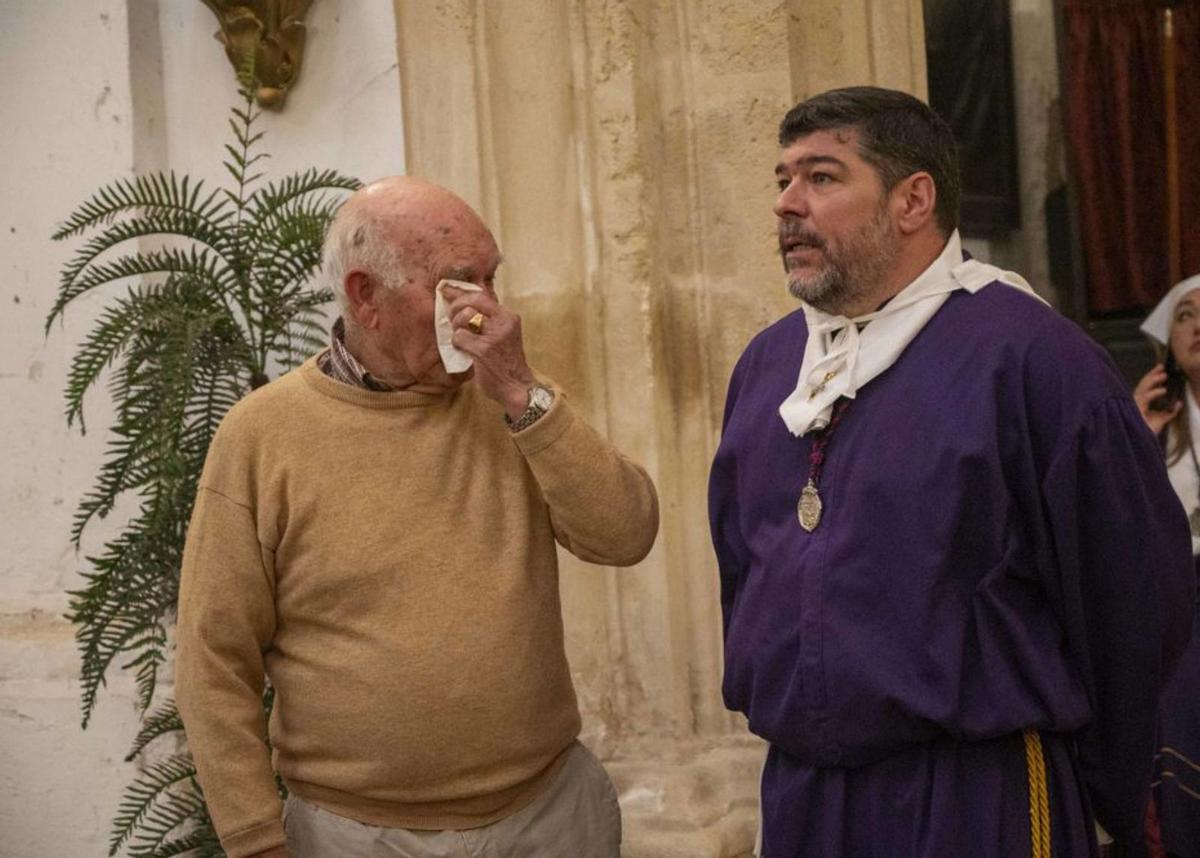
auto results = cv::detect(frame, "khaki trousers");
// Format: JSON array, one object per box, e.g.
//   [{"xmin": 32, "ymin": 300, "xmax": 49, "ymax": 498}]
[{"xmin": 283, "ymin": 741, "xmax": 622, "ymax": 857}]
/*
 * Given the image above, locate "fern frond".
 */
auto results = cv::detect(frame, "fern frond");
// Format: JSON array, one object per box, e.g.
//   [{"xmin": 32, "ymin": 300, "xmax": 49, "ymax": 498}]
[
  {"xmin": 142, "ymin": 826, "xmax": 223, "ymax": 858},
  {"xmin": 70, "ymin": 433, "xmax": 148, "ymax": 543},
  {"xmin": 250, "ymin": 194, "xmax": 341, "ymax": 283},
  {"xmin": 126, "ymin": 700, "xmax": 185, "ymax": 762},
  {"xmin": 47, "ymin": 247, "xmax": 225, "ymax": 332},
  {"xmin": 243, "ymin": 190, "xmax": 343, "ymax": 365},
  {"xmin": 247, "ymin": 168, "xmax": 361, "ymax": 218},
  {"xmin": 290, "ymin": 312, "xmax": 331, "ymax": 346},
  {"xmin": 108, "ymin": 752, "xmax": 197, "ymax": 855},
  {"xmin": 147, "ymin": 785, "xmax": 225, "ymax": 858},
  {"xmin": 52, "ymin": 173, "xmax": 224, "ymax": 242},
  {"xmin": 179, "ymin": 363, "xmax": 246, "ymax": 477},
  {"xmin": 67, "ymin": 286, "xmax": 253, "ymax": 724},
  {"xmin": 56, "ymin": 210, "xmax": 234, "ymax": 298},
  {"xmin": 69, "ymin": 290, "xmax": 246, "ymax": 543},
  {"xmin": 111, "ymin": 760, "xmax": 211, "ymax": 858},
  {"xmin": 225, "ymin": 120, "xmax": 265, "ymax": 153},
  {"xmin": 71, "ymin": 570, "xmax": 175, "ymax": 727},
  {"xmin": 279, "ymin": 302, "xmax": 333, "ymax": 369},
  {"xmin": 127, "ymin": 789, "xmax": 209, "ymax": 858},
  {"xmin": 63, "ymin": 280, "xmax": 246, "ymax": 433},
  {"xmin": 69, "ymin": 475, "xmax": 190, "ymax": 726},
  {"xmin": 125, "ymin": 627, "xmax": 170, "ymax": 713},
  {"xmin": 62, "ymin": 289, "xmax": 148, "ymax": 432},
  {"xmin": 71, "ymin": 400, "xmax": 184, "ymax": 545}
]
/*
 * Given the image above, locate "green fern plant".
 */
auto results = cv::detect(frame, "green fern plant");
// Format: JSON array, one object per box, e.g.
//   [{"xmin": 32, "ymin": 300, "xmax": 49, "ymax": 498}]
[{"xmin": 50, "ymin": 74, "xmax": 359, "ymax": 856}]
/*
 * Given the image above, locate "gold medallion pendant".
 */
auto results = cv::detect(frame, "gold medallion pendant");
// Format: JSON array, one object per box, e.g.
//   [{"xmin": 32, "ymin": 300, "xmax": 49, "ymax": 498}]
[
  {"xmin": 1190, "ymin": 507, "xmax": 1200, "ymax": 538},
  {"xmin": 797, "ymin": 479, "xmax": 823, "ymax": 532}
]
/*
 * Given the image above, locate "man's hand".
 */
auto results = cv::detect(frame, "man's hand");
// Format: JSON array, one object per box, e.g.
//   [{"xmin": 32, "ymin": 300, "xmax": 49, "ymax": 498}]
[
  {"xmin": 446, "ymin": 286, "xmax": 537, "ymax": 420},
  {"xmin": 247, "ymin": 848, "xmax": 292, "ymax": 858},
  {"xmin": 1133, "ymin": 363, "xmax": 1183, "ymax": 435}
]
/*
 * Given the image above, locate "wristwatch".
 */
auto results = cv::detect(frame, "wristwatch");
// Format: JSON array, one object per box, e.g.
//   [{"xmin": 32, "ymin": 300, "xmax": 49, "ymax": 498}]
[{"xmin": 506, "ymin": 383, "xmax": 555, "ymax": 433}]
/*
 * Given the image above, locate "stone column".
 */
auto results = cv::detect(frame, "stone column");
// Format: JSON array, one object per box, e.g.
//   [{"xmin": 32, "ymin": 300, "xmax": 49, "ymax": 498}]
[{"xmin": 394, "ymin": 3, "xmax": 926, "ymax": 855}]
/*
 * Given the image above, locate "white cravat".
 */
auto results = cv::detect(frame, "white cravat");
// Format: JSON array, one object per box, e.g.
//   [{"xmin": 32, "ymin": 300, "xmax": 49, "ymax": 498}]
[{"xmin": 778, "ymin": 231, "xmax": 1047, "ymax": 437}]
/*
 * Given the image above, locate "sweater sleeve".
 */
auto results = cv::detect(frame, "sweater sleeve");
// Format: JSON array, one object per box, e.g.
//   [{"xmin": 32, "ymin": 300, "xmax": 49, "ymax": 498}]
[
  {"xmin": 511, "ymin": 392, "xmax": 659, "ymax": 566},
  {"xmin": 175, "ymin": 486, "xmax": 285, "ymax": 858}
]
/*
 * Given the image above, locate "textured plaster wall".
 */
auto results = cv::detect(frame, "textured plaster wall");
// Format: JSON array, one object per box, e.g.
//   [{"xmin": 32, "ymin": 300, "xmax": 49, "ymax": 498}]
[
  {"xmin": 1, "ymin": 5, "xmax": 142, "ymax": 856},
  {"xmin": 0, "ymin": 3, "xmax": 404, "ymax": 855}
]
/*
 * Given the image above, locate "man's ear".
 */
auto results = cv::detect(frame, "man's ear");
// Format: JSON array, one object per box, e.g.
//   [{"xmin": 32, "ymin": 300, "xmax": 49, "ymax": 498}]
[
  {"xmin": 343, "ymin": 270, "xmax": 379, "ymax": 329},
  {"xmin": 892, "ymin": 172, "xmax": 937, "ymax": 235}
]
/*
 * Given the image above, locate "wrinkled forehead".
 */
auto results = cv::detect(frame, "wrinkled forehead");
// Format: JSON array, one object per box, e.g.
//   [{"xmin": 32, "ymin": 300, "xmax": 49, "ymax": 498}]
[
  {"xmin": 417, "ymin": 222, "xmax": 503, "ymax": 286},
  {"xmin": 392, "ymin": 202, "xmax": 499, "ymax": 261}
]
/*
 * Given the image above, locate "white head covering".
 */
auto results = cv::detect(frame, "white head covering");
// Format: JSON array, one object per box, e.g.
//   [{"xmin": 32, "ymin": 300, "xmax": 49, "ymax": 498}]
[{"xmin": 1140, "ymin": 273, "xmax": 1200, "ymax": 346}]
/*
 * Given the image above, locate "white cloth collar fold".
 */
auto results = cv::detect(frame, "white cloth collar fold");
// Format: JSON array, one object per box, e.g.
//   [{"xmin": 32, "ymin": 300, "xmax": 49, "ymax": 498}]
[{"xmin": 778, "ymin": 230, "xmax": 1047, "ymax": 437}]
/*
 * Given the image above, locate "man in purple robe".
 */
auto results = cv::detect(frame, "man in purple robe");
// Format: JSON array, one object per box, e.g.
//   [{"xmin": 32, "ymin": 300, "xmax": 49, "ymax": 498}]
[{"xmin": 708, "ymin": 86, "xmax": 1195, "ymax": 857}]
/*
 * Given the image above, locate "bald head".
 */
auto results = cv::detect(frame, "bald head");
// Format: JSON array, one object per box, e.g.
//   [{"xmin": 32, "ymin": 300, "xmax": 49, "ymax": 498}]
[
  {"xmin": 318, "ymin": 176, "xmax": 503, "ymax": 392},
  {"xmin": 322, "ymin": 176, "xmax": 495, "ymax": 310}
]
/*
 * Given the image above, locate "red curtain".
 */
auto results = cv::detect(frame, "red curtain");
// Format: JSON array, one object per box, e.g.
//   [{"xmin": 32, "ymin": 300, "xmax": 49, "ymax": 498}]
[{"xmin": 1062, "ymin": 0, "xmax": 1200, "ymax": 314}]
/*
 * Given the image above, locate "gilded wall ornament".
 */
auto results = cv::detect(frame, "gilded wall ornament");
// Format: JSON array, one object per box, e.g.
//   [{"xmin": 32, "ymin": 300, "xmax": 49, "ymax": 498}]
[{"xmin": 201, "ymin": 0, "xmax": 314, "ymax": 109}]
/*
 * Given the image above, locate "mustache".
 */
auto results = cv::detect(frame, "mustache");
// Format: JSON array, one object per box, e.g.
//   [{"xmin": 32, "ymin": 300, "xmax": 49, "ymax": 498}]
[{"xmin": 778, "ymin": 221, "xmax": 824, "ymax": 252}]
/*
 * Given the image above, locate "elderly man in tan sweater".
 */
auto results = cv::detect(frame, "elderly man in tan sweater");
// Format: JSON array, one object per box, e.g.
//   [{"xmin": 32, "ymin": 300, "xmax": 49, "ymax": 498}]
[{"xmin": 175, "ymin": 177, "xmax": 659, "ymax": 858}]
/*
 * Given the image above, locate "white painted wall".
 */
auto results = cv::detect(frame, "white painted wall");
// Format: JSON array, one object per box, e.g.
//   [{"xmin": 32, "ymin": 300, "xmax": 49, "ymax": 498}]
[
  {"xmin": 154, "ymin": 1, "xmax": 406, "ymax": 188},
  {"xmin": 0, "ymin": 2, "xmax": 404, "ymax": 855}
]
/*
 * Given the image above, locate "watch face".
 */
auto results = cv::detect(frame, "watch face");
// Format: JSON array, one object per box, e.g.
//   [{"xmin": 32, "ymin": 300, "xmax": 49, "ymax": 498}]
[{"xmin": 530, "ymin": 385, "xmax": 554, "ymax": 411}]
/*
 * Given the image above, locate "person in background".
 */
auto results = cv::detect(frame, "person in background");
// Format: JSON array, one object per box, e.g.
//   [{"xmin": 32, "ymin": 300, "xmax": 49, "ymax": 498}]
[{"xmin": 1134, "ymin": 272, "xmax": 1200, "ymax": 858}]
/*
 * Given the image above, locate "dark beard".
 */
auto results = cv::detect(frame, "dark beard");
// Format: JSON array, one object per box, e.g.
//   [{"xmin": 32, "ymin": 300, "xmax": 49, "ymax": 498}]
[{"xmin": 781, "ymin": 209, "xmax": 897, "ymax": 316}]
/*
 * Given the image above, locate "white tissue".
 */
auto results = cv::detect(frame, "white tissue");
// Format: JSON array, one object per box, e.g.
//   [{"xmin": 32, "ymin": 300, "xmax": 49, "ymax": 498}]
[{"xmin": 434, "ymin": 279, "xmax": 482, "ymax": 374}]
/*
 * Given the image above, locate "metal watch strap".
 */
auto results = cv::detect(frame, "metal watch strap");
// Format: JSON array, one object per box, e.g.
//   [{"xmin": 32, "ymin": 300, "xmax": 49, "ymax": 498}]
[{"xmin": 506, "ymin": 384, "xmax": 553, "ymax": 433}]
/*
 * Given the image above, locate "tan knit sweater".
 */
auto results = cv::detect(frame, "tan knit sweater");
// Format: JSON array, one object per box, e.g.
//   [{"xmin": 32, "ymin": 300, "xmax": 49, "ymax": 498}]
[{"xmin": 175, "ymin": 357, "xmax": 658, "ymax": 858}]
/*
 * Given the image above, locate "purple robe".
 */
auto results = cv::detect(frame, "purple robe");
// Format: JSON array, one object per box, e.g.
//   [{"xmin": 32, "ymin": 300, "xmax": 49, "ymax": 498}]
[{"xmin": 709, "ymin": 283, "xmax": 1195, "ymax": 857}]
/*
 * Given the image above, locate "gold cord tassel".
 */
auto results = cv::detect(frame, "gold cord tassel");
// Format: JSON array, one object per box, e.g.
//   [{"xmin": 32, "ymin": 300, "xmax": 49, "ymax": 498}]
[{"xmin": 1024, "ymin": 729, "xmax": 1052, "ymax": 858}]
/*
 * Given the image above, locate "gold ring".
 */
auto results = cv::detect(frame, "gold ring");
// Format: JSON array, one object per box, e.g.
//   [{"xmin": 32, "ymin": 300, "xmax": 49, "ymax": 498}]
[{"xmin": 467, "ymin": 312, "xmax": 485, "ymax": 334}]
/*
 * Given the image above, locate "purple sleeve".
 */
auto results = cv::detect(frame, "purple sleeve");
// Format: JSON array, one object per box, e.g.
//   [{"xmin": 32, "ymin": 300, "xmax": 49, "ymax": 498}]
[
  {"xmin": 709, "ymin": 354, "xmax": 752, "ymax": 639},
  {"xmin": 1041, "ymin": 395, "xmax": 1194, "ymax": 839}
]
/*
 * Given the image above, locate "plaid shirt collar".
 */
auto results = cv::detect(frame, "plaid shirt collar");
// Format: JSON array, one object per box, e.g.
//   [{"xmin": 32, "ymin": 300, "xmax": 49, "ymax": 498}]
[{"xmin": 318, "ymin": 318, "xmax": 396, "ymax": 392}]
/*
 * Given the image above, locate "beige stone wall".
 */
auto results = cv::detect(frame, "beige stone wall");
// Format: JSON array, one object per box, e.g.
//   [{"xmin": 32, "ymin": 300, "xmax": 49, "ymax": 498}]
[
  {"xmin": 394, "ymin": 3, "xmax": 926, "ymax": 854},
  {"xmin": 961, "ymin": 0, "xmax": 1065, "ymax": 308}
]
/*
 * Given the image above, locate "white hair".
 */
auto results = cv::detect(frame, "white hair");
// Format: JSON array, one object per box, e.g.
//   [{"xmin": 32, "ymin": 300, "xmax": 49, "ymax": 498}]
[{"xmin": 320, "ymin": 202, "xmax": 408, "ymax": 312}]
